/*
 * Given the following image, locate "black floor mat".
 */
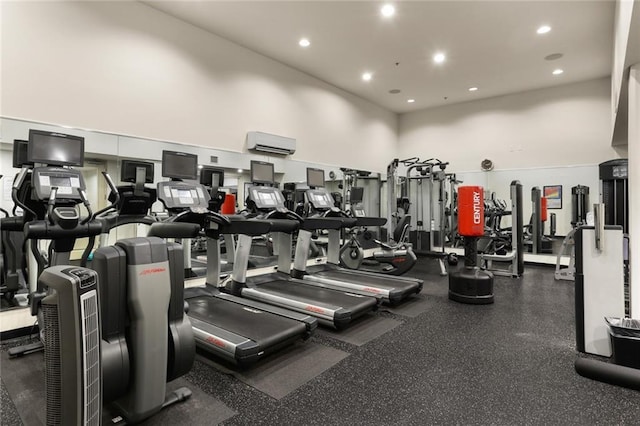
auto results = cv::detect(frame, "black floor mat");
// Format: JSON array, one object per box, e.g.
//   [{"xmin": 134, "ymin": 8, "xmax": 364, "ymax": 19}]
[
  {"xmin": 197, "ymin": 341, "xmax": 349, "ymax": 400},
  {"xmin": 380, "ymin": 293, "xmax": 430, "ymax": 318},
  {"xmin": 319, "ymin": 313, "xmax": 402, "ymax": 346}
]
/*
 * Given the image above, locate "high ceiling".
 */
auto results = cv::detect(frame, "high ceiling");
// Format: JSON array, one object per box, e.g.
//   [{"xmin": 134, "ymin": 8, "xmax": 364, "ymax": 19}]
[{"xmin": 144, "ymin": 1, "xmax": 615, "ymax": 113}]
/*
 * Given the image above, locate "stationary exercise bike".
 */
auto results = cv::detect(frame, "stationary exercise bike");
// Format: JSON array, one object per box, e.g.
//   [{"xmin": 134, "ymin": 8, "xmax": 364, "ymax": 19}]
[
  {"xmin": 338, "ymin": 187, "xmax": 418, "ymax": 276},
  {"xmin": 339, "ymin": 214, "xmax": 418, "ymax": 276}
]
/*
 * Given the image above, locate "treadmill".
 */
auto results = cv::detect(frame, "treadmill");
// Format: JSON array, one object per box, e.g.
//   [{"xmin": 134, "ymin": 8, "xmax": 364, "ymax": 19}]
[
  {"xmin": 291, "ymin": 168, "xmax": 423, "ymax": 305},
  {"xmin": 151, "ymin": 151, "xmax": 317, "ymax": 366},
  {"xmin": 226, "ymin": 161, "xmax": 378, "ymax": 329}
]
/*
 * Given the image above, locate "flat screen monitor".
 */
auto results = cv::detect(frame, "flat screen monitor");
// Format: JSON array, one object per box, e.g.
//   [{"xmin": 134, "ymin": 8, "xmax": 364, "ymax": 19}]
[
  {"xmin": 200, "ymin": 166, "xmax": 224, "ymax": 188},
  {"xmin": 162, "ymin": 150, "xmax": 197, "ymax": 180},
  {"xmin": 13, "ymin": 140, "xmax": 33, "ymax": 168},
  {"xmin": 307, "ymin": 167, "xmax": 325, "ymax": 188},
  {"xmin": 350, "ymin": 187, "xmax": 364, "ymax": 204},
  {"xmin": 250, "ymin": 160, "xmax": 274, "ymax": 185},
  {"xmin": 120, "ymin": 160, "xmax": 154, "ymax": 183},
  {"xmin": 27, "ymin": 129, "xmax": 84, "ymax": 167}
]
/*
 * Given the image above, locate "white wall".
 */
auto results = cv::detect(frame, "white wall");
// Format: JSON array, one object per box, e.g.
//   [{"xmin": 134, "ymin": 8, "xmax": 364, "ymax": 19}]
[
  {"xmin": 0, "ymin": 1, "xmax": 396, "ymax": 173},
  {"xmin": 398, "ymin": 78, "xmax": 623, "ymax": 171}
]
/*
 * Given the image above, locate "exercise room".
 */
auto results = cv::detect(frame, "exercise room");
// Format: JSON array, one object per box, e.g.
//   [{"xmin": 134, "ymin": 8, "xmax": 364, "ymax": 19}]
[{"xmin": 0, "ymin": 1, "xmax": 638, "ymax": 424}]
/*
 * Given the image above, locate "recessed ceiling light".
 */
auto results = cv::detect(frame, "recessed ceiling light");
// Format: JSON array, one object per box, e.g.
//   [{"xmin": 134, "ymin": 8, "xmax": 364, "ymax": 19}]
[
  {"xmin": 537, "ymin": 25, "xmax": 551, "ymax": 34},
  {"xmin": 468, "ymin": 87, "xmax": 478, "ymax": 92},
  {"xmin": 237, "ymin": 168, "xmax": 243, "ymax": 173},
  {"xmin": 433, "ymin": 52, "xmax": 446, "ymax": 64},
  {"xmin": 552, "ymin": 69, "xmax": 564, "ymax": 75},
  {"xmin": 198, "ymin": 165, "xmax": 203, "ymax": 169},
  {"xmin": 298, "ymin": 38, "xmax": 310, "ymax": 48},
  {"xmin": 407, "ymin": 99, "xmax": 415, "ymax": 103},
  {"xmin": 362, "ymin": 72, "xmax": 373, "ymax": 82},
  {"xmin": 381, "ymin": 4, "xmax": 395, "ymax": 17}
]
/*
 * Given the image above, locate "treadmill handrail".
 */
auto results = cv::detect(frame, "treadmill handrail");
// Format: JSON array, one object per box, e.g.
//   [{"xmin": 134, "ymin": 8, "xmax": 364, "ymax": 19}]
[{"xmin": 300, "ymin": 217, "xmax": 343, "ymax": 231}]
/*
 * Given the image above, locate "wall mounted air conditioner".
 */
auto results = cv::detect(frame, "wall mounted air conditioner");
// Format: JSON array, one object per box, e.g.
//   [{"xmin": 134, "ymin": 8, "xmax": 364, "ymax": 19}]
[{"xmin": 247, "ymin": 132, "xmax": 296, "ymax": 156}]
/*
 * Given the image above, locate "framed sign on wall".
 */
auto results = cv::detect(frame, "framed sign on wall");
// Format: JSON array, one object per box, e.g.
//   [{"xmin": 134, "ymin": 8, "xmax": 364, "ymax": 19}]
[{"xmin": 543, "ymin": 185, "xmax": 563, "ymax": 209}]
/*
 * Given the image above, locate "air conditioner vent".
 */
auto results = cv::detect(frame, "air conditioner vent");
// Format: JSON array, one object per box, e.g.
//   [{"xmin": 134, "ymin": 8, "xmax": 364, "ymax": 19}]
[{"xmin": 247, "ymin": 132, "xmax": 296, "ymax": 155}]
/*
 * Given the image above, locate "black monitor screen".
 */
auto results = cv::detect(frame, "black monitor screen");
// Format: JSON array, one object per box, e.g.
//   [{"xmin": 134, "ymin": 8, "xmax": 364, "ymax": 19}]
[
  {"xmin": 13, "ymin": 140, "xmax": 33, "ymax": 168},
  {"xmin": 200, "ymin": 166, "xmax": 224, "ymax": 188},
  {"xmin": 162, "ymin": 150, "xmax": 197, "ymax": 180},
  {"xmin": 350, "ymin": 187, "xmax": 364, "ymax": 204},
  {"xmin": 121, "ymin": 160, "xmax": 154, "ymax": 183},
  {"xmin": 307, "ymin": 167, "xmax": 325, "ymax": 188},
  {"xmin": 28, "ymin": 130, "xmax": 84, "ymax": 167},
  {"xmin": 251, "ymin": 161, "xmax": 274, "ymax": 184}
]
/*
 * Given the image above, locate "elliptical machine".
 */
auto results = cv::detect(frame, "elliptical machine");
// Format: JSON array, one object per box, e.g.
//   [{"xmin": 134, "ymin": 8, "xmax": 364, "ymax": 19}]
[
  {"xmin": 8, "ymin": 131, "xmax": 105, "ymax": 357},
  {"xmin": 0, "ymin": 141, "xmax": 33, "ymax": 304},
  {"xmin": 9, "ymin": 130, "xmax": 194, "ymax": 424}
]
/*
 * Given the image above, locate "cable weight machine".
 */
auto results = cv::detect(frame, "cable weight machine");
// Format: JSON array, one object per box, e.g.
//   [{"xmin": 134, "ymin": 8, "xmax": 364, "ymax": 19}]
[{"xmin": 387, "ymin": 158, "xmax": 457, "ymax": 276}]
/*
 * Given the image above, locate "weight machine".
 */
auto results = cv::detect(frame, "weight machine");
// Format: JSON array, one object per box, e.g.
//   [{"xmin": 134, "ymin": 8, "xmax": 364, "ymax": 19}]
[
  {"xmin": 477, "ymin": 180, "xmax": 525, "ymax": 278},
  {"xmin": 555, "ymin": 185, "xmax": 589, "ymax": 281},
  {"xmin": 387, "ymin": 158, "xmax": 456, "ymax": 276}
]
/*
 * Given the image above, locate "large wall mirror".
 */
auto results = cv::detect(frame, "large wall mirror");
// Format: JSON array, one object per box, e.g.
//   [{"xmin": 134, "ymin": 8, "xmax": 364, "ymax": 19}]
[{"xmin": 0, "ymin": 116, "xmax": 609, "ymax": 318}]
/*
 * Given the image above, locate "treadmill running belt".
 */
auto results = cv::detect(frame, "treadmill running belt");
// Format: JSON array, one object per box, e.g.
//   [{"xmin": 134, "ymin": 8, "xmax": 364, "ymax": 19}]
[
  {"xmin": 314, "ymin": 269, "xmax": 417, "ymax": 291},
  {"xmin": 187, "ymin": 296, "xmax": 307, "ymax": 348},
  {"xmin": 257, "ymin": 279, "xmax": 376, "ymax": 312}
]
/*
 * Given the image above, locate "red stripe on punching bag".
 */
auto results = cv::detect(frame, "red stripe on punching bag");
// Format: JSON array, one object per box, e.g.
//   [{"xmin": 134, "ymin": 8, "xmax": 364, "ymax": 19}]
[
  {"xmin": 458, "ymin": 186, "xmax": 484, "ymax": 237},
  {"xmin": 541, "ymin": 197, "xmax": 548, "ymax": 222}
]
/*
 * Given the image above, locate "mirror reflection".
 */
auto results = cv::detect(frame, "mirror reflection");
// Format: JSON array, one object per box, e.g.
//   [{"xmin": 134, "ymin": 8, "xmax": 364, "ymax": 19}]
[{"xmin": 0, "ymin": 118, "xmax": 627, "ymax": 317}]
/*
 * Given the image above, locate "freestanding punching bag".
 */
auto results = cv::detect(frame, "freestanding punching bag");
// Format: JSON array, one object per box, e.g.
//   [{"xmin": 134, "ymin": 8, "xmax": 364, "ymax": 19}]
[{"xmin": 448, "ymin": 186, "xmax": 495, "ymax": 304}]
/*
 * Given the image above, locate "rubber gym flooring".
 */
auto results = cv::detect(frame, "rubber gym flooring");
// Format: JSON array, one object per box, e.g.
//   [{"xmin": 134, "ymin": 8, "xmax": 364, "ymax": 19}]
[{"xmin": 2, "ymin": 260, "xmax": 639, "ymax": 425}]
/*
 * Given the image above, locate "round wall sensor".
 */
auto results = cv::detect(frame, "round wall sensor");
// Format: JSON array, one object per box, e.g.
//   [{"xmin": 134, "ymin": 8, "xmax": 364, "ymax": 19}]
[{"xmin": 481, "ymin": 159, "xmax": 494, "ymax": 171}]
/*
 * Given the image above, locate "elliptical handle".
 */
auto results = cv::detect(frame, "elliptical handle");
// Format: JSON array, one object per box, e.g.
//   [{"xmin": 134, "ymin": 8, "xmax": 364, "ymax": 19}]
[
  {"xmin": 78, "ymin": 189, "xmax": 94, "ymax": 225},
  {"xmin": 12, "ymin": 167, "xmax": 37, "ymax": 219},
  {"xmin": 92, "ymin": 171, "xmax": 120, "ymax": 219},
  {"xmin": 46, "ymin": 187, "xmax": 58, "ymax": 225}
]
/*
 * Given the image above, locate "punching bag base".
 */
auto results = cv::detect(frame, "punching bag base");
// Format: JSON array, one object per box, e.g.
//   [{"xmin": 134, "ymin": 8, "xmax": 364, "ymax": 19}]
[{"xmin": 448, "ymin": 266, "xmax": 494, "ymax": 305}]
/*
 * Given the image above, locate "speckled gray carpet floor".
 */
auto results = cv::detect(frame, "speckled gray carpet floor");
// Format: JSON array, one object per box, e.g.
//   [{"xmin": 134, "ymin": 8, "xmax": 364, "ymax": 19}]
[{"xmin": 2, "ymin": 261, "xmax": 639, "ymax": 425}]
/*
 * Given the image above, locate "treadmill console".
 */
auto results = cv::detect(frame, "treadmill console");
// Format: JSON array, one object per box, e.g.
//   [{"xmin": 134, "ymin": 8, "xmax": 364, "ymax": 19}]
[
  {"xmin": 157, "ymin": 181, "xmax": 210, "ymax": 211},
  {"xmin": 305, "ymin": 189, "xmax": 335, "ymax": 211},
  {"xmin": 351, "ymin": 204, "xmax": 366, "ymax": 218},
  {"xmin": 247, "ymin": 186, "xmax": 287, "ymax": 210},
  {"xmin": 32, "ymin": 167, "xmax": 85, "ymax": 201}
]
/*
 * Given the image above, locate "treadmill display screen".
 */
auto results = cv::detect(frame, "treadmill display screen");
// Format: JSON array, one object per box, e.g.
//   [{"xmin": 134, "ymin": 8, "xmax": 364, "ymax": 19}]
[
  {"xmin": 307, "ymin": 189, "xmax": 334, "ymax": 209},
  {"xmin": 162, "ymin": 150, "xmax": 198, "ymax": 180},
  {"xmin": 306, "ymin": 168, "xmax": 325, "ymax": 188},
  {"xmin": 170, "ymin": 188, "xmax": 195, "ymax": 205},
  {"xmin": 250, "ymin": 187, "xmax": 285, "ymax": 208},
  {"xmin": 251, "ymin": 161, "xmax": 275, "ymax": 185},
  {"xmin": 350, "ymin": 187, "xmax": 364, "ymax": 203}
]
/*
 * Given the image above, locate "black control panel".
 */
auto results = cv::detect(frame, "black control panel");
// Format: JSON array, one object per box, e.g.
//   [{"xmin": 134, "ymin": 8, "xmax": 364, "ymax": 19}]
[
  {"xmin": 351, "ymin": 205, "xmax": 366, "ymax": 217},
  {"xmin": 32, "ymin": 167, "xmax": 85, "ymax": 201},
  {"xmin": 247, "ymin": 186, "xmax": 287, "ymax": 210},
  {"xmin": 305, "ymin": 189, "xmax": 335, "ymax": 210},
  {"xmin": 157, "ymin": 181, "xmax": 210, "ymax": 211}
]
